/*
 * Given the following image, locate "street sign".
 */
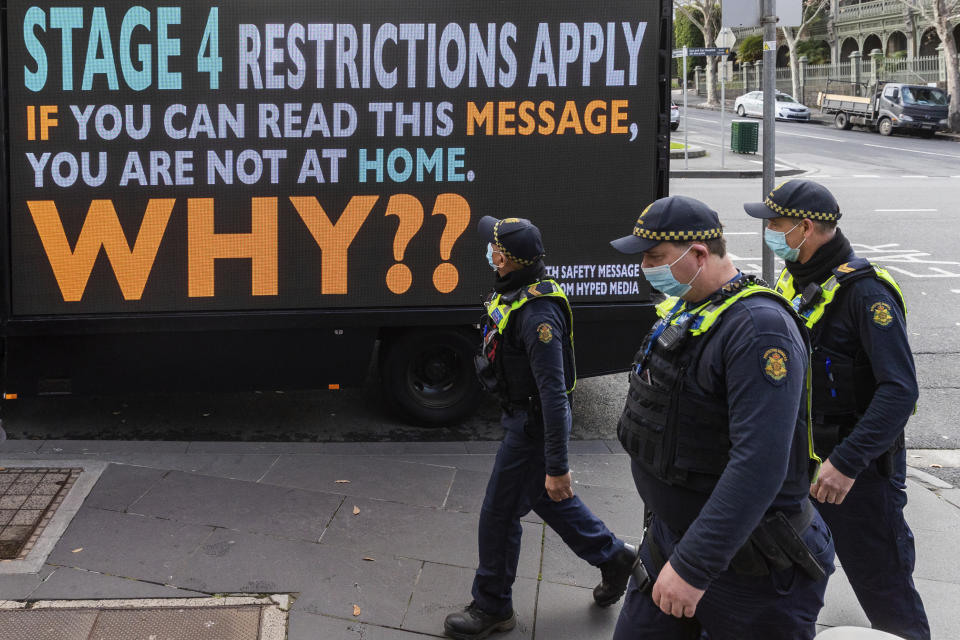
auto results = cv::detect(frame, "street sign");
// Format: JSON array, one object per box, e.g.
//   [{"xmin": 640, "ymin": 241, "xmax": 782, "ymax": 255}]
[
  {"xmin": 717, "ymin": 28, "xmax": 737, "ymax": 50},
  {"xmin": 672, "ymin": 47, "xmax": 731, "ymax": 58}
]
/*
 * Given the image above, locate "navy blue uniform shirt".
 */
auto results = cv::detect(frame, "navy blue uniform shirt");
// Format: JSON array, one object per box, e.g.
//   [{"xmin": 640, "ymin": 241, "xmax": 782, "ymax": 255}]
[
  {"xmin": 814, "ymin": 256, "xmax": 919, "ymax": 478},
  {"xmin": 500, "ymin": 298, "xmax": 572, "ymax": 476},
  {"xmin": 634, "ymin": 287, "xmax": 812, "ymax": 590}
]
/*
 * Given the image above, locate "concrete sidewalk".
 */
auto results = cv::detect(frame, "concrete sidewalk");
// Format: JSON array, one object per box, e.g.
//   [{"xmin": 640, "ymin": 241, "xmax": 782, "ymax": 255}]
[{"xmin": 1, "ymin": 439, "xmax": 958, "ymax": 639}]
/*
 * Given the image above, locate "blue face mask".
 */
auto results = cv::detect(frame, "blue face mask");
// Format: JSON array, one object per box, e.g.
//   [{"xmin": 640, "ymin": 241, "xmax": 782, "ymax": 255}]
[
  {"xmin": 642, "ymin": 245, "xmax": 702, "ymax": 298},
  {"xmin": 764, "ymin": 222, "xmax": 806, "ymax": 262},
  {"xmin": 486, "ymin": 244, "xmax": 499, "ymax": 270}
]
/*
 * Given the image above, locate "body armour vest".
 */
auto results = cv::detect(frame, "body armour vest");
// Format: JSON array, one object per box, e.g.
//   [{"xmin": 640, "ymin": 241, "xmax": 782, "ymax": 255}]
[
  {"xmin": 774, "ymin": 259, "xmax": 906, "ymax": 436},
  {"xmin": 476, "ymin": 279, "xmax": 576, "ymax": 405},
  {"xmin": 618, "ymin": 277, "xmax": 819, "ymax": 494}
]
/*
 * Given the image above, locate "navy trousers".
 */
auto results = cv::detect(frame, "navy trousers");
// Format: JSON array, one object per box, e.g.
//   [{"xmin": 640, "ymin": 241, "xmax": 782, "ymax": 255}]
[
  {"xmin": 471, "ymin": 428, "xmax": 625, "ymax": 616},
  {"xmin": 613, "ymin": 513, "xmax": 835, "ymax": 640},
  {"xmin": 815, "ymin": 448, "xmax": 930, "ymax": 640}
]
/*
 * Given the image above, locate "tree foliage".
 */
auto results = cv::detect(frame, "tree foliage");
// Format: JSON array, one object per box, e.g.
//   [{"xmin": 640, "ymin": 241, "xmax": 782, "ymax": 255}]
[{"xmin": 739, "ymin": 34, "xmax": 763, "ymax": 63}]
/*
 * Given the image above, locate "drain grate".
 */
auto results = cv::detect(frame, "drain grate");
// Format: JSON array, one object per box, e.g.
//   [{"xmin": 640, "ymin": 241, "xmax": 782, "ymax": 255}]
[{"xmin": 0, "ymin": 468, "xmax": 81, "ymax": 560}]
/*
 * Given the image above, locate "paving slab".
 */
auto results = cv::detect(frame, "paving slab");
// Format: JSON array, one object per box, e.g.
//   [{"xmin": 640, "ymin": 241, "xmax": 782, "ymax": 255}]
[
  {"xmin": 534, "ymin": 580, "xmax": 623, "ymax": 639},
  {"xmin": 0, "ymin": 608, "xmax": 98, "ymax": 639},
  {"xmin": 386, "ymin": 454, "xmax": 497, "ymax": 474},
  {"xmin": 30, "ymin": 567, "xmax": 206, "ymax": 600},
  {"xmin": 171, "ymin": 528, "xmax": 421, "ymax": 628},
  {"xmin": 912, "ymin": 528, "xmax": 960, "ymax": 584},
  {"xmin": 320, "ymin": 497, "xmax": 543, "ymax": 579},
  {"xmin": 0, "ymin": 441, "xmax": 44, "ymax": 454},
  {"xmin": 464, "ymin": 441, "xmax": 503, "ymax": 454},
  {"xmin": 566, "ymin": 441, "xmax": 615, "ymax": 454},
  {"xmin": 289, "ymin": 554, "xmax": 422, "ymax": 628},
  {"xmin": 129, "ymin": 471, "xmax": 343, "ymax": 542},
  {"xmin": 443, "ymin": 468, "xmax": 491, "ymax": 514},
  {"xmin": 817, "ymin": 566, "xmax": 871, "ymax": 629},
  {"xmin": 37, "ymin": 440, "xmax": 189, "ymax": 454},
  {"xmin": 0, "ymin": 572, "xmax": 45, "ymax": 600},
  {"xmin": 402, "ymin": 561, "xmax": 536, "ymax": 638},
  {"xmin": 363, "ymin": 442, "xmax": 470, "ymax": 455},
  {"xmin": 260, "ymin": 455, "xmax": 455, "ymax": 508},
  {"xmin": 567, "ymin": 484, "xmax": 645, "ymax": 537},
  {"xmin": 46, "ymin": 508, "xmax": 213, "ymax": 585},
  {"xmin": 82, "ymin": 464, "xmax": 167, "ymax": 512},
  {"xmin": 915, "ymin": 577, "xmax": 960, "ymax": 640},
  {"xmin": 939, "ymin": 488, "xmax": 960, "ymax": 510},
  {"xmin": 540, "ymin": 529, "xmax": 641, "ymax": 590},
  {"xmin": 904, "ymin": 482, "xmax": 960, "ymax": 533},
  {"xmin": 288, "ymin": 611, "xmax": 429, "ymax": 640},
  {"xmin": 567, "ymin": 454, "xmax": 635, "ymax": 490}
]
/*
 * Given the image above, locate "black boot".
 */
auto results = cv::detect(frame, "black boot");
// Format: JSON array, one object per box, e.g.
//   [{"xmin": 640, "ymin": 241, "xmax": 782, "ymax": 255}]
[
  {"xmin": 443, "ymin": 601, "xmax": 516, "ymax": 640},
  {"xmin": 593, "ymin": 544, "xmax": 638, "ymax": 607}
]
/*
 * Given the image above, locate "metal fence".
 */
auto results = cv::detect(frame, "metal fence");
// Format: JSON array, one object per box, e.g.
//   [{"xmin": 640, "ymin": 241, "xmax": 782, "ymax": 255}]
[{"xmin": 692, "ymin": 53, "xmax": 955, "ymax": 106}]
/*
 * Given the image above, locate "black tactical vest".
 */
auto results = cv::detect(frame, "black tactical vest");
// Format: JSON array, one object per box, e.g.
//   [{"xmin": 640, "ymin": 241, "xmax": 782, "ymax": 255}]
[{"xmin": 618, "ymin": 280, "xmax": 810, "ymax": 494}]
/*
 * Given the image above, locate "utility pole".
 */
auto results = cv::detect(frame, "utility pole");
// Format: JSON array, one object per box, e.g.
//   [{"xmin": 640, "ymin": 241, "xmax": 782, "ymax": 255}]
[{"xmin": 761, "ymin": 0, "xmax": 777, "ymax": 283}]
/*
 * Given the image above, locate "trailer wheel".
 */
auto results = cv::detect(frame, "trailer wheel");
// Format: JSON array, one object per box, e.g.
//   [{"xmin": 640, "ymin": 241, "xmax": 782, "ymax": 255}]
[
  {"xmin": 878, "ymin": 117, "xmax": 893, "ymax": 136},
  {"xmin": 380, "ymin": 328, "xmax": 482, "ymax": 427},
  {"xmin": 834, "ymin": 112, "xmax": 852, "ymax": 130}
]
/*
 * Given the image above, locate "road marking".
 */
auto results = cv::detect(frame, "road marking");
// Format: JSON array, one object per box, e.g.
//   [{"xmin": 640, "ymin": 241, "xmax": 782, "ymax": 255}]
[
  {"xmin": 874, "ymin": 208, "xmax": 937, "ymax": 212},
  {"xmin": 951, "ymin": 289, "xmax": 960, "ymax": 294},
  {"xmin": 777, "ymin": 131, "xmax": 845, "ymax": 142},
  {"xmin": 852, "ymin": 174, "xmax": 881, "ymax": 178},
  {"xmin": 685, "ymin": 116, "xmax": 718, "ymax": 123},
  {"xmin": 902, "ymin": 175, "xmax": 929, "ymax": 178},
  {"xmin": 724, "ymin": 232, "xmax": 759, "ymax": 235},
  {"xmin": 863, "ymin": 143, "xmax": 960, "ymax": 159}
]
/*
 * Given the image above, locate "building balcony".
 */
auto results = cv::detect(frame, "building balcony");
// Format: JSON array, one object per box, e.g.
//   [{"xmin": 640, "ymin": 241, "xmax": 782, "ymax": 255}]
[{"xmin": 836, "ymin": 0, "xmax": 909, "ymax": 23}]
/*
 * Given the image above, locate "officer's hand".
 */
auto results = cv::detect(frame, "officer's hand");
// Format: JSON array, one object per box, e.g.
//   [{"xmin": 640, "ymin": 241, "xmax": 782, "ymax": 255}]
[
  {"xmin": 810, "ymin": 459, "xmax": 856, "ymax": 505},
  {"xmin": 545, "ymin": 472, "xmax": 574, "ymax": 502},
  {"xmin": 651, "ymin": 560, "xmax": 704, "ymax": 619}
]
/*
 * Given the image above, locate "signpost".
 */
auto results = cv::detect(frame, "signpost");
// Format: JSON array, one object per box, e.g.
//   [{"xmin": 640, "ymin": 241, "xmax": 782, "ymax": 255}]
[
  {"xmin": 672, "ymin": 47, "xmax": 730, "ymax": 169},
  {"xmin": 716, "ymin": 29, "xmax": 737, "ymax": 169}
]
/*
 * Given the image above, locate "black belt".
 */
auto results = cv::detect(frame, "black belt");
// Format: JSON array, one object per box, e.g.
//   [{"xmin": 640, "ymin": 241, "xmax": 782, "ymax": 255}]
[{"xmin": 648, "ymin": 499, "xmax": 821, "ymax": 580}]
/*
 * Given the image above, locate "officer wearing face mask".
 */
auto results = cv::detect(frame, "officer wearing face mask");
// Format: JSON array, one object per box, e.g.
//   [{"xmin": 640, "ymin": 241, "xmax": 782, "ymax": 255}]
[
  {"xmin": 745, "ymin": 180, "xmax": 929, "ymax": 640},
  {"xmin": 444, "ymin": 216, "xmax": 636, "ymax": 640},
  {"xmin": 609, "ymin": 196, "xmax": 834, "ymax": 640}
]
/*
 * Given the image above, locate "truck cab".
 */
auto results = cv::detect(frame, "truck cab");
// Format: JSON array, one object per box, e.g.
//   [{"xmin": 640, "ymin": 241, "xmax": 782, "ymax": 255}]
[{"xmin": 874, "ymin": 82, "xmax": 949, "ymax": 137}]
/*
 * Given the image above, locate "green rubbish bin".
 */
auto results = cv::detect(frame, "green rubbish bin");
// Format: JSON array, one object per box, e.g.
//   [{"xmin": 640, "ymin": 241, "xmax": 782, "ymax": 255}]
[{"xmin": 730, "ymin": 119, "xmax": 759, "ymax": 154}]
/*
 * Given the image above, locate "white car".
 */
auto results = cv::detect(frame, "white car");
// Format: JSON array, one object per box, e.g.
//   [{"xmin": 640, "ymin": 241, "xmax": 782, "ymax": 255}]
[
  {"xmin": 734, "ymin": 91, "xmax": 811, "ymax": 121},
  {"xmin": 670, "ymin": 102, "xmax": 679, "ymax": 130}
]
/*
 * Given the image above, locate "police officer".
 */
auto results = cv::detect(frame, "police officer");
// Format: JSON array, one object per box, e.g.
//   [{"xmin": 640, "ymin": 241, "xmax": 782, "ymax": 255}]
[
  {"xmin": 745, "ymin": 180, "xmax": 929, "ymax": 640},
  {"xmin": 609, "ymin": 196, "xmax": 834, "ymax": 640},
  {"xmin": 444, "ymin": 216, "xmax": 636, "ymax": 640}
]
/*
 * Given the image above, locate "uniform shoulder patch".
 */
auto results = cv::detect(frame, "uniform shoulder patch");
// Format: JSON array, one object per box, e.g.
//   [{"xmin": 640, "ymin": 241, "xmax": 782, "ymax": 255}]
[
  {"xmin": 835, "ymin": 262, "xmax": 856, "ymax": 274},
  {"xmin": 537, "ymin": 322, "xmax": 554, "ymax": 343},
  {"xmin": 870, "ymin": 301, "xmax": 894, "ymax": 328},
  {"xmin": 762, "ymin": 347, "xmax": 789, "ymax": 385}
]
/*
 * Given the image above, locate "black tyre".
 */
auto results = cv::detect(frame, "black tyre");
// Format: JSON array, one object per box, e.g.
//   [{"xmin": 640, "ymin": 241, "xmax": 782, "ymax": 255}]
[
  {"xmin": 834, "ymin": 112, "xmax": 852, "ymax": 130},
  {"xmin": 878, "ymin": 118, "xmax": 893, "ymax": 136},
  {"xmin": 670, "ymin": 122, "xmax": 679, "ymax": 131},
  {"xmin": 380, "ymin": 328, "xmax": 482, "ymax": 427},
  {"xmin": 736, "ymin": 105, "xmax": 746, "ymax": 117}
]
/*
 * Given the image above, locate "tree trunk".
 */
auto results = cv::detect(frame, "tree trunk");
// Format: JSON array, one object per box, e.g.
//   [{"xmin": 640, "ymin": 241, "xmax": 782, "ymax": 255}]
[
  {"xmin": 784, "ymin": 28, "xmax": 801, "ymax": 102},
  {"xmin": 934, "ymin": 1, "xmax": 960, "ymax": 131},
  {"xmin": 704, "ymin": 21, "xmax": 717, "ymax": 105}
]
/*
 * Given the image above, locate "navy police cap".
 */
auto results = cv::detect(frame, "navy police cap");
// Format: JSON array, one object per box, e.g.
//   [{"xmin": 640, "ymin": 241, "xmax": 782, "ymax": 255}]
[
  {"xmin": 478, "ymin": 216, "xmax": 546, "ymax": 266},
  {"xmin": 744, "ymin": 179, "xmax": 842, "ymax": 222},
  {"xmin": 610, "ymin": 196, "xmax": 723, "ymax": 254}
]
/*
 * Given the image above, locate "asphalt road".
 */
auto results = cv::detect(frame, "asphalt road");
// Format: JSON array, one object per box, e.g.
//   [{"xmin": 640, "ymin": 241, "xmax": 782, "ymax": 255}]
[{"xmin": 4, "ymin": 118, "xmax": 959, "ymax": 454}]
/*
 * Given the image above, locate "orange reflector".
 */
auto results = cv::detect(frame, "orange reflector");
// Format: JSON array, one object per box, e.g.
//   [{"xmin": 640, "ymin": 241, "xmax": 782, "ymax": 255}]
[
  {"xmin": 328, "ymin": 384, "xmax": 340, "ymax": 390},
  {"xmin": 4, "ymin": 393, "xmax": 18, "ymax": 400}
]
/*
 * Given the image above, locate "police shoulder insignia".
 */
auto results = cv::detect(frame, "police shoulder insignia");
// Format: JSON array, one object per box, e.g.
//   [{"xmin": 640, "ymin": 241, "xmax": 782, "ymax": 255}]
[
  {"xmin": 528, "ymin": 284, "xmax": 542, "ymax": 297},
  {"xmin": 836, "ymin": 263, "xmax": 856, "ymax": 274},
  {"xmin": 537, "ymin": 323, "xmax": 554, "ymax": 343},
  {"xmin": 870, "ymin": 301, "xmax": 894, "ymax": 328},
  {"xmin": 762, "ymin": 347, "xmax": 789, "ymax": 385}
]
